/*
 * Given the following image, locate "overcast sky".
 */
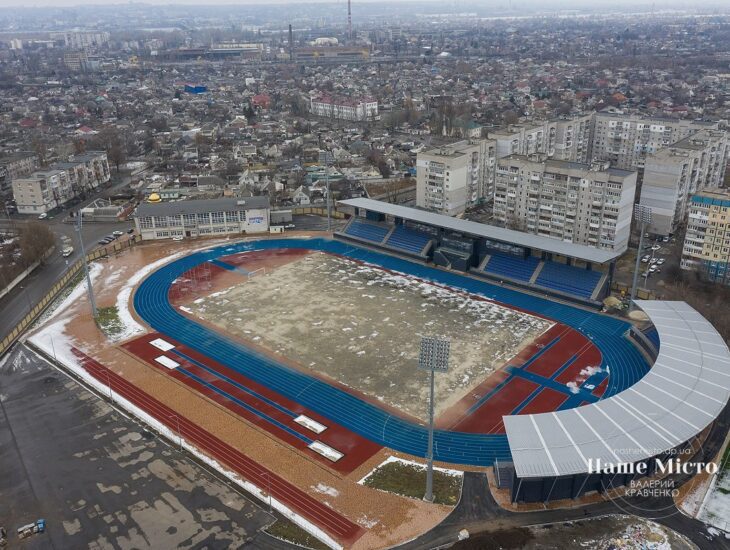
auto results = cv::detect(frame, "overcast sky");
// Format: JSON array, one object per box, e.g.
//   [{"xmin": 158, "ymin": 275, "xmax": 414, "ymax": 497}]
[{"xmin": 0, "ymin": 0, "xmax": 724, "ymax": 10}]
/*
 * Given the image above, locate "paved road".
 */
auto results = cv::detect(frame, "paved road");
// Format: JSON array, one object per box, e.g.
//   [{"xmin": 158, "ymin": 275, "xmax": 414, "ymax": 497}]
[
  {"xmin": 0, "ymin": 173, "xmax": 135, "ymax": 343},
  {"xmin": 0, "ymin": 344, "xmax": 282, "ymax": 549},
  {"xmin": 0, "ymin": 220, "xmax": 134, "ymax": 341}
]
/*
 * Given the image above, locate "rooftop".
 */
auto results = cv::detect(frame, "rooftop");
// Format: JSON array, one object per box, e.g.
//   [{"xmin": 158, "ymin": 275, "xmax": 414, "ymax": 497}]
[
  {"xmin": 338, "ymin": 198, "xmax": 621, "ymax": 263},
  {"xmin": 505, "ymin": 301, "xmax": 730, "ymax": 478},
  {"xmin": 136, "ymin": 196, "xmax": 270, "ymax": 218}
]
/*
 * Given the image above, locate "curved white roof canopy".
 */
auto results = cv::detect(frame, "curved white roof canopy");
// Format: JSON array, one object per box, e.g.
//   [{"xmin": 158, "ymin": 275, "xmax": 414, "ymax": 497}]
[{"xmin": 505, "ymin": 301, "xmax": 730, "ymax": 478}]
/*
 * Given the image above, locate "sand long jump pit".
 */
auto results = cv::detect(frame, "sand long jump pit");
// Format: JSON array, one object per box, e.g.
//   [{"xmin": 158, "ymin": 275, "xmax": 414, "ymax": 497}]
[{"xmin": 185, "ymin": 251, "xmax": 552, "ymax": 421}]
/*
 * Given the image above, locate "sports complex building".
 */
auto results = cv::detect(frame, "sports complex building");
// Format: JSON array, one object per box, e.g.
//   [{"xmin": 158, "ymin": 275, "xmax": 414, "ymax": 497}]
[{"xmin": 102, "ymin": 195, "xmax": 730, "ymax": 524}]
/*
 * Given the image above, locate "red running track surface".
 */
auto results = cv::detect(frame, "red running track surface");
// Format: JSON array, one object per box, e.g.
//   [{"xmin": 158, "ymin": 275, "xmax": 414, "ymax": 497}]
[
  {"xmin": 436, "ymin": 323, "xmax": 607, "ymax": 434},
  {"xmin": 450, "ymin": 377, "xmax": 539, "ymax": 434},
  {"xmin": 70, "ymin": 348, "xmax": 366, "ymax": 546},
  {"xmin": 518, "ymin": 387, "xmax": 568, "ymax": 415},
  {"xmin": 122, "ymin": 333, "xmax": 382, "ymax": 475}
]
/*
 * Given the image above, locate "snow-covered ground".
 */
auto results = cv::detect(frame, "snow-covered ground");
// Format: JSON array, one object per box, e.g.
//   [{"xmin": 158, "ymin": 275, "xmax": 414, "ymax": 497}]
[
  {"xmin": 698, "ymin": 469, "xmax": 730, "ymax": 533},
  {"xmin": 358, "ymin": 455, "xmax": 463, "ymax": 486},
  {"xmin": 111, "ymin": 251, "xmax": 187, "ymax": 343}
]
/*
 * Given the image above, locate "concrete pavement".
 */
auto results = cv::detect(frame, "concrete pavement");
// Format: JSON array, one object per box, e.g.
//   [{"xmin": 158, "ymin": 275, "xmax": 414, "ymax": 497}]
[{"xmin": 0, "ymin": 344, "xmax": 276, "ymax": 549}]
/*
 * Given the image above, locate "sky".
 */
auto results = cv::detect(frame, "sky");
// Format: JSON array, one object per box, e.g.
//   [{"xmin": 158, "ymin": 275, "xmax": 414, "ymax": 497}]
[{"xmin": 0, "ymin": 0, "xmax": 725, "ymax": 11}]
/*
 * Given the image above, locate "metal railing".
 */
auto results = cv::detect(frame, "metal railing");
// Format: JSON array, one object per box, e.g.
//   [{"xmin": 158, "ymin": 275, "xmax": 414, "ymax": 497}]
[{"xmin": 0, "ymin": 236, "xmax": 139, "ymax": 358}]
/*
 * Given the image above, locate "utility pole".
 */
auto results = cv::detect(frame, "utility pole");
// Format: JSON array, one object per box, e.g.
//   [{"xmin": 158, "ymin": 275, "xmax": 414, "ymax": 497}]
[
  {"xmin": 418, "ymin": 336, "xmax": 450, "ymax": 503},
  {"xmin": 320, "ymin": 149, "xmax": 332, "ymax": 232},
  {"xmin": 630, "ymin": 204, "xmax": 652, "ymax": 311},
  {"xmin": 76, "ymin": 211, "xmax": 98, "ymax": 319}
]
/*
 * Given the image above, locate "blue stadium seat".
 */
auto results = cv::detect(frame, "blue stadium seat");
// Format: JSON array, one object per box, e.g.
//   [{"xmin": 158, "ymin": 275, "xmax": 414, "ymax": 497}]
[
  {"xmin": 484, "ymin": 253, "xmax": 540, "ymax": 282},
  {"xmin": 643, "ymin": 327, "xmax": 660, "ymax": 350},
  {"xmin": 385, "ymin": 226, "xmax": 432, "ymax": 255},
  {"xmin": 535, "ymin": 261, "xmax": 603, "ymax": 300},
  {"xmin": 344, "ymin": 219, "xmax": 390, "ymax": 244}
]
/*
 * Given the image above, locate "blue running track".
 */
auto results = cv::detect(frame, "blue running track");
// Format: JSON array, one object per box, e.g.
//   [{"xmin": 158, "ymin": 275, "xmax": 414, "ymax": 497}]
[{"xmin": 134, "ymin": 238, "xmax": 651, "ymax": 466}]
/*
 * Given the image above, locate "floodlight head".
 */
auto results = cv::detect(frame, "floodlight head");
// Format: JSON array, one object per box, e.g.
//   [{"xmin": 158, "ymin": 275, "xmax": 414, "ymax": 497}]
[{"xmin": 419, "ymin": 336, "xmax": 450, "ymax": 373}]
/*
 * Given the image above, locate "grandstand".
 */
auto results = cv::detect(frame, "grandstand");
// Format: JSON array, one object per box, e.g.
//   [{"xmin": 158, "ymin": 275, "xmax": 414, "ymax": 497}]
[
  {"xmin": 341, "ymin": 217, "xmax": 434, "ymax": 258},
  {"xmin": 504, "ymin": 301, "xmax": 730, "ymax": 503},
  {"xmin": 337, "ymin": 198, "xmax": 615, "ymax": 306}
]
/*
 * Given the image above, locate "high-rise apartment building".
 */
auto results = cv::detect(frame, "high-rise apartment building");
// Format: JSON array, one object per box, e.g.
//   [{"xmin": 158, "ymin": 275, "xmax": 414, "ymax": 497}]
[
  {"xmin": 681, "ymin": 189, "xmax": 730, "ymax": 285},
  {"xmin": 639, "ymin": 130, "xmax": 728, "ymax": 235},
  {"xmin": 493, "ymin": 156, "xmax": 637, "ymax": 253},
  {"xmin": 51, "ymin": 31, "xmax": 110, "ymax": 50},
  {"xmin": 416, "ymin": 139, "xmax": 496, "ymax": 215},
  {"xmin": 591, "ymin": 112, "xmax": 720, "ymax": 171},
  {"xmin": 489, "ymin": 115, "xmax": 592, "ymax": 164}
]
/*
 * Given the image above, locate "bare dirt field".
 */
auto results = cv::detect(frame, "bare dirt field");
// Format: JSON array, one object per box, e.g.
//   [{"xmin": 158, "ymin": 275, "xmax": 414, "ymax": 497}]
[{"xmin": 188, "ymin": 251, "xmax": 552, "ymax": 420}]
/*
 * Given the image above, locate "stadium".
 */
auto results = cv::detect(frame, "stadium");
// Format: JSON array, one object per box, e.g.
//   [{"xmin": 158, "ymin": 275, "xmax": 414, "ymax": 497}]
[{"xmin": 117, "ymin": 198, "xmax": 730, "ymax": 511}]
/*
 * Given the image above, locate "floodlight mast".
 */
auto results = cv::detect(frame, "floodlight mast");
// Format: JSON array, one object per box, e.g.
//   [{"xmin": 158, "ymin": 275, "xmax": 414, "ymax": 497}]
[{"xmin": 419, "ymin": 336, "xmax": 450, "ymax": 502}]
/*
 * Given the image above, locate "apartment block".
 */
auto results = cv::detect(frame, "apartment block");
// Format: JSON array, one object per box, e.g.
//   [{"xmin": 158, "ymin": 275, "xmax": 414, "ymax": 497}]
[
  {"xmin": 309, "ymin": 95, "xmax": 378, "ymax": 121},
  {"xmin": 0, "ymin": 153, "xmax": 38, "ymax": 199},
  {"xmin": 51, "ymin": 31, "xmax": 110, "ymax": 50},
  {"xmin": 639, "ymin": 130, "xmax": 729, "ymax": 235},
  {"xmin": 591, "ymin": 112, "xmax": 719, "ymax": 171},
  {"xmin": 489, "ymin": 115, "xmax": 592, "ymax": 164},
  {"xmin": 416, "ymin": 139, "xmax": 496, "ymax": 215},
  {"xmin": 12, "ymin": 170, "xmax": 72, "ymax": 214},
  {"xmin": 493, "ymin": 156, "xmax": 637, "ymax": 253},
  {"xmin": 552, "ymin": 114, "xmax": 593, "ymax": 163},
  {"xmin": 681, "ymin": 190, "xmax": 730, "ymax": 285}
]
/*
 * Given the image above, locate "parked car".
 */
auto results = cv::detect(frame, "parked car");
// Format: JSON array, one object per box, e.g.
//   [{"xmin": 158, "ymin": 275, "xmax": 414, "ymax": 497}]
[
  {"xmin": 657, "ymin": 258, "xmax": 666, "ymax": 265},
  {"xmin": 127, "ymin": 228, "xmax": 135, "ymax": 234},
  {"xmin": 641, "ymin": 256, "xmax": 650, "ymax": 263},
  {"xmin": 651, "ymin": 244, "xmax": 661, "ymax": 251},
  {"xmin": 172, "ymin": 235, "xmax": 184, "ymax": 241},
  {"xmin": 38, "ymin": 212, "xmax": 48, "ymax": 220},
  {"xmin": 62, "ymin": 246, "xmax": 74, "ymax": 257},
  {"xmin": 112, "ymin": 230, "xmax": 124, "ymax": 237}
]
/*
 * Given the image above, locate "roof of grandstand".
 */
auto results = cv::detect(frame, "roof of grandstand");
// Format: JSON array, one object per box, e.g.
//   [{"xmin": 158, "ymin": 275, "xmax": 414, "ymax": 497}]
[
  {"xmin": 504, "ymin": 301, "xmax": 730, "ymax": 478},
  {"xmin": 339, "ymin": 198, "xmax": 620, "ymax": 264}
]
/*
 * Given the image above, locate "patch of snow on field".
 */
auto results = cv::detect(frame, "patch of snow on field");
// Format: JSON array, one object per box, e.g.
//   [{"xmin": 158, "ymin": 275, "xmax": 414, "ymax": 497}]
[
  {"xmin": 32, "ymin": 262, "xmax": 104, "ymax": 328},
  {"xmin": 346, "ymin": 261, "xmax": 551, "ymax": 340},
  {"xmin": 356, "ymin": 515, "xmax": 378, "ymax": 529},
  {"xmin": 358, "ymin": 455, "xmax": 463, "ymax": 485},
  {"xmin": 113, "ymin": 252, "xmax": 187, "ymax": 343},
  {"xmin": 312, "ymin": 483, "xmax": 339, "ymax": 497}
]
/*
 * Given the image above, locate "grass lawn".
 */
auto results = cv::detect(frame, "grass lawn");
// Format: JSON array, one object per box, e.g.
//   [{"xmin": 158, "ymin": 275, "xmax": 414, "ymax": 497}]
[
  {"xmin": 96, "ymin": 305, "xmax": 124, "ymax": 337},
  {"xmin": 266, "ymin": 519, "xmax": 330, "ymax": 550},
  {"xmin": 362, "ymin": 460, "xmax": 462, "ymax": 505}
]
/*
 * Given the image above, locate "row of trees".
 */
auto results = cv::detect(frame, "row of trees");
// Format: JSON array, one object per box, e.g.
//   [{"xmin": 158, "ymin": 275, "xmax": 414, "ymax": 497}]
[{"xmin": 0, "ymin": 222, "xmax": 56, "ymax": 290}]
